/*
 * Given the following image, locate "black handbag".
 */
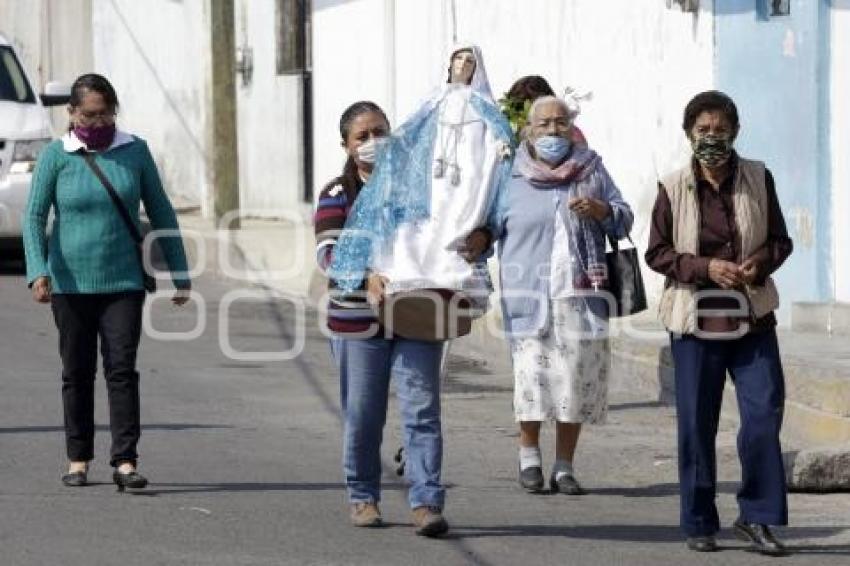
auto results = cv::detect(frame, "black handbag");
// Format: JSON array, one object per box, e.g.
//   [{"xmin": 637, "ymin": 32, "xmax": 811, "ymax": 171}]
[
  {"xmin": 81, "ymin": 152, "xmax": 156, "ymax": 293},
  {"xmin": 604, "ymin": 232, "xmax": 647, "ymax": 317}
]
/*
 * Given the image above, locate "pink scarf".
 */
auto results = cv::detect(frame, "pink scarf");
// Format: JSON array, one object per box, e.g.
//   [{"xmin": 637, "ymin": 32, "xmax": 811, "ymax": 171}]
[{"xmin": 514, "ymin": 141, "xmax": 600, "ymax": 188}]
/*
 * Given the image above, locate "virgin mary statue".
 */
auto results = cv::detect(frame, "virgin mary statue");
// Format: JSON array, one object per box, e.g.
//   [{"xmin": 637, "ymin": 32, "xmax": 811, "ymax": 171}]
[{"xmin": 330, "ymin": 44, "xmax": 513, "ymax": 322}]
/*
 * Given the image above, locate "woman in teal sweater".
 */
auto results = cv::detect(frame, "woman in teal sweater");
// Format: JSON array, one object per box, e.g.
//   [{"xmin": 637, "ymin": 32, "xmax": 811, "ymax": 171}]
[{"xmin": 23, "ymin": 74, "xmax": 191, "ymax": 490}]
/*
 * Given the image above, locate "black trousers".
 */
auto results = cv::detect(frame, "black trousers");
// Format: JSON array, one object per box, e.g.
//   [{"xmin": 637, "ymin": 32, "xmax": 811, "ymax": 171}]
[
  {"xmin": 51, "ymin": 291, "xmax": 145, "ymax": 467},
  {"xmin": 671, "ymin": 329, "xmax": 788, "ymax": 537}
]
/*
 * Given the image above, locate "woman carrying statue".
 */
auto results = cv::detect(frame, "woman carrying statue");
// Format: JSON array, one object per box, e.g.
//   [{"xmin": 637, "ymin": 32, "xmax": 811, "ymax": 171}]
[{"xmin": 326, "ymin": 44, "xmax": 513, "ymax": 537}]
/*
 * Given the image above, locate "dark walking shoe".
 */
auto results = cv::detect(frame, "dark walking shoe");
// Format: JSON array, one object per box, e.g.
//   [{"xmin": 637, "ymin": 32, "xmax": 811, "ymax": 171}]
[
  {"xmin": 61, "ymin": 471, "xmax": 88, "ymax": 487},
  {"xmin": 686, "ymin": 535, "xmax": 718, "ymax": 552},
  {"xmin": 411, "ymin": 506, "xmax": 449, "ymax": 537},
  {"xmin": 732, "ymin": 518, "xmax": 787, "ymax": 556},
  {"xmin": 113, "ymin": 469, "xmax": 148, "ymax": 492},
  {"xmin": 549, "ymin": 472, "xmax": 586, "ymax": 495},
  {"xmin": 350, "ymin": 502, "xmax": 383, "ymax": 527},
  {"xmin": 519, "ymin": 465, "xmax": 545, "ymax": 493}
]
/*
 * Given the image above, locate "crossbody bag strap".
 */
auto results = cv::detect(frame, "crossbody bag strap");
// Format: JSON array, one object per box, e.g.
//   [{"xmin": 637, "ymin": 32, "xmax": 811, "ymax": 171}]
[{"xmin": 80, "ymin": 152, "xmax": 144, "ymax": 245}]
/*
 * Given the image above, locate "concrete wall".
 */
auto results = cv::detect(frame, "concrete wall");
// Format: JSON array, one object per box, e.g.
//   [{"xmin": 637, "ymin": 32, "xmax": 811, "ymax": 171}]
[
  {"xmin": 714, "ymin": 0, "xmax": 830, "ymax": 322},
  {"xmin": 312, "ymin": 0, "xmax": 716, "ymax": 301},
  {"xmin": 3, "ymin": 0, "xmax": 309, "ymax": 218},
  {"xmin": 0, "ymin": 0, "xmax": 43, "ymax": 79},
  {"xmin": 92, "ymin": 0, "xmax": 307, "ymax": 217},
  {"xmin": 312, "ymin": 0, "xmax": 395, "ymax": 195},
  {"xmin": 0, "ymin": 0, "xmax": 93, "ymax": 131},
  {"xmin": 234, "ymin": 0, "xmax": 305, "ymax": 216},
  {"xmin": 832, "ymin": 0, "xmax": 850, "ymax": 302},
  {"xmin": 91, "ymin": 0, "xmax": 212, "ymax": 211}
]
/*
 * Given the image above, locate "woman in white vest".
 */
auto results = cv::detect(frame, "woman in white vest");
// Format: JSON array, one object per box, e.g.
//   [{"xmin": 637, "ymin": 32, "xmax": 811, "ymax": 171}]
[{"xmin": 645, "ymin": 91, "xmax": 793, "ymax": 556}]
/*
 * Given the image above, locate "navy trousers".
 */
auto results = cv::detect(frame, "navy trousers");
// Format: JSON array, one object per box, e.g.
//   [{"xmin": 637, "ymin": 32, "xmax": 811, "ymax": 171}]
[{"xmin": 670, "ymin": 329, "xmax": 788, "ymax": 537}]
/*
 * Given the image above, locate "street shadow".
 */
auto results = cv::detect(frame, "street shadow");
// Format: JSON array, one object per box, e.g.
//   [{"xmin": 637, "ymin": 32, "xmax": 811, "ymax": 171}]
[
  {"xmin": 446, "ymin": 524, "xmax": 849, "ymax": 546},
  {"xmin": 0, "ymin": 423, "xmax": 233, "ymax": 434},
  {"xmin": 129, "ymin": 479, "xmax": 451, "ymax": 497},
  {"xmin": 0, "ymin": 259, "xmax": 25, "ymax": 275},
  {"xmin": 589, "ymin": 482, "xmax": 737, "ymax": 497},
  {"xmin": 608, "ymin": 400, "xmax": 665, "ymax": 411},
  {"xmin": 657, "ymin": 344, "xmax": 675, "ymax": 404},
  {"xmin": 788, "ymin": 544, "xmax": 850, "ymax": 555},
  {"xmin": 447, "ymin": 524, "xmax": 681, "ymax": 542},
  {"xmin": 136, "ymin": 481, "xmax": 405, "ymax": 496}
]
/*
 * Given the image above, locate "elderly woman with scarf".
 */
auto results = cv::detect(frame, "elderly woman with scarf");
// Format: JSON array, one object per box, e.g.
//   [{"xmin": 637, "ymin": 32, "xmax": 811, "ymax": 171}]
[
  {"xmin": 496, "ymin": 96, "xmax": 633, "ymax": 495},
  {"xmin": 500, "ymin": 75, "xmax": 588, "ymax": 148}
]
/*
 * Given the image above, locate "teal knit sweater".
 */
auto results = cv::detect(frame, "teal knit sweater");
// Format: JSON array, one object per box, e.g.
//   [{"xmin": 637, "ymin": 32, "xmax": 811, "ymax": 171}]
[{"xmin": 23, "ymin": 137, "xmax": 190, "ymax": 293}]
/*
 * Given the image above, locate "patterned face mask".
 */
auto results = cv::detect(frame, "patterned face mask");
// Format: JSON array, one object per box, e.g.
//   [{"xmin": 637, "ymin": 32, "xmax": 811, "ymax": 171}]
[{"xmin": 691, "ymin": 133, "xmax": 733, "ymax": 168}]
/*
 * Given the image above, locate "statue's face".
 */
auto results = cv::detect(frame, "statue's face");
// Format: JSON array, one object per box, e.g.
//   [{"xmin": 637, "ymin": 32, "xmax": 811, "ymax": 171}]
[{"xmin": 450, "ymin": 50, "xmax": 476, "ymax": 85}]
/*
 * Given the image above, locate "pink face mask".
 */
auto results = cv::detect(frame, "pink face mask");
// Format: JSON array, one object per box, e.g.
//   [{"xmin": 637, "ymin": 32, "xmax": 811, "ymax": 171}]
[{"xmin": 74, "ymin": 123, "xmax": 116, "ymax": 151}]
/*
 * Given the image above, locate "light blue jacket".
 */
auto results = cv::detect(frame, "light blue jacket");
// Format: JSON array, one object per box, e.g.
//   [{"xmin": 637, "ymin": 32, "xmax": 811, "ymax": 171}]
[{"xmin": 496, "ymin": 158, "xmax": 633, "ymax": 337}]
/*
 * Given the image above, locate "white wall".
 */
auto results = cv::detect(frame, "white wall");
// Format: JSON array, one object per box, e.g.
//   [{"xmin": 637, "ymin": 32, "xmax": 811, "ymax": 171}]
[
  {"xmin": 4, "ymin": 0, "xmax": 308, "ymax": 218},
  {"xmin": 0, "ymin": 0, "xmax": 93, "ymax": 131},
  {"xmin": 312, "ymin": 0, "xmax": 396, "ymax": 196},
  {"xmin": 312, "ymin": 0, "xmax": 715, "ymax": 299},
  {"xmin": 234, "ymin": 0, "xmax": 304, "ymax": 216},
  {"xmin": 92, "ymin": 0, "xmax": 211, "ymax": 210},
  {"xmin": 831, "ymin": 0, "xmax": 850, "ymax": 302},
  {"xmin": 0, "ymin": 0, "xmax": 43, "ymax": 77}
]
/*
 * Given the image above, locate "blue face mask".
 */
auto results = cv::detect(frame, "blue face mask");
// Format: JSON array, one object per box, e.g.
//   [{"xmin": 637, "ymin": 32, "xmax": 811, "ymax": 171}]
[{"xmin": 533, "ymin": 135, "xmax": 571, "ymax": 164}]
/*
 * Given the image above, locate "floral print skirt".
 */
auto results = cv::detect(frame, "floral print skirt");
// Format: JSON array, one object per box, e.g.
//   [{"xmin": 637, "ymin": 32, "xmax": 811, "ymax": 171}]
[{"xmin": 510, "ymin": 300, "xmax": 610, "ymax": 424}]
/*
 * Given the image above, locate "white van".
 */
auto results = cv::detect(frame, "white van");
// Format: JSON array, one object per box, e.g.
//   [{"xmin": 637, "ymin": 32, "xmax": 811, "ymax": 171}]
[{"xmin": 0, "ymin": 32, "xmax": 69, "ymax": 255}]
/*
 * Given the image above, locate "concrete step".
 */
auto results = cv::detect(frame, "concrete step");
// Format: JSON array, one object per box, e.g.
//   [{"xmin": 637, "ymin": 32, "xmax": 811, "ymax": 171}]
[
  {"xmin": 609, "ymin": 312, "xmax": 850, "ymax": 491},
  {"xmin": 609, "ymin": 313, "xmax": 850, "ymax": 445},
  {"xmin": 168, "ymin": 210, "xmax": 317, "ymax": 298},
  {"xmin": 792, "ymin": 301, "xmax": 850, "ymax": 335}
]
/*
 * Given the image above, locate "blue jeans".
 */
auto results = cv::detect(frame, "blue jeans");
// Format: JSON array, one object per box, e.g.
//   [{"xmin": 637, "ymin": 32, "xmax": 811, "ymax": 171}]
[
  {"xmin": 671, "ymin": 329, "xmax": 787, "ymax": 537},
  {"xmin": 331, "ymin": 336, "xmax": 446, "ymax": 509}
]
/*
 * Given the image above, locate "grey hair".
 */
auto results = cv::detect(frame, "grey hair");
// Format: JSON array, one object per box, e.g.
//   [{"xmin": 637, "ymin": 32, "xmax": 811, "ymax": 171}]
[{"xmin": 522, "ymin": 95, "xmax": 575, "ymax": 140}]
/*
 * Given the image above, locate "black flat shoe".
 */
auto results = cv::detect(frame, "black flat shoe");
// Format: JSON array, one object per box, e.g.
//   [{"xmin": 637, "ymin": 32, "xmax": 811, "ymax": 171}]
[
  {"xmin": 549, "ymin": 472, "xmax": 586, "ymax": 495},
  {"xmin": 61, "ymin": 471, "xmax": 88, "ymax": 487},
  {"xmin": 732, "ymin": 518, "xmax": 787, "ymax": 556},
  {"xmin": 113, "ymin": 470, "xmax": 148, "ymax": 492},
  {"xmin": 686, "ymin": 535, "xmax": 718, "ymax": 552},
  {"xmin": 518, "ymin": 465, "xmax": 545, "ymax": 493}
]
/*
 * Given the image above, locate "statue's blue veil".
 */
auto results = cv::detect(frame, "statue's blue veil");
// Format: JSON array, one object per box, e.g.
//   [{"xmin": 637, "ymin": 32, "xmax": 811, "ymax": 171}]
[{"xmin": 329, "ymin": 44, "xmax": 514, "ymax": 292}]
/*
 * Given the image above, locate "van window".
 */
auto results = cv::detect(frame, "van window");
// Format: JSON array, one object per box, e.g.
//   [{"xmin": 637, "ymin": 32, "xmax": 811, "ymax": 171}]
[{"xmin": 0, "ymin": 46, "xmax": 36, "ymax": 103}]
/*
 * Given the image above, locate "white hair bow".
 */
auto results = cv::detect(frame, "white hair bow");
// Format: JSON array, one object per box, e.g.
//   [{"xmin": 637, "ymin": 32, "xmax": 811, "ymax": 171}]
[{"xmin": 563, "ymin": 86, "xmax": 593, "ymax": 119}]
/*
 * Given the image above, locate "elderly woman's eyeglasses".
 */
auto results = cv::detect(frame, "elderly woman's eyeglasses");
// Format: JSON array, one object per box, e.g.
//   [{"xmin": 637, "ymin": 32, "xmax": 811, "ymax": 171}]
[
  {"xmin": 534, "ymin": 117, "xmax": 572, "ymax": 133},
  {"xmin": 75, "ymin": 109, "xmax": 116, "ymax": 124}
]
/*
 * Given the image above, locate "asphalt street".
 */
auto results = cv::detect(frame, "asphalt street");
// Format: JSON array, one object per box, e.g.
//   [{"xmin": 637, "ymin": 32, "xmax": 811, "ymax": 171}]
[{"xmin": 1, "ymin": 261, "xmax": 849, "ymax": 566}]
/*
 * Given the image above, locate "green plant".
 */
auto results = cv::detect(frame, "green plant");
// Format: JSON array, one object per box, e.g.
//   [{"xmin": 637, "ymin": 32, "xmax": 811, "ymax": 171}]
[{"xmin": 499, "ymin": 93, "xmax": 532, "ymax": 137}]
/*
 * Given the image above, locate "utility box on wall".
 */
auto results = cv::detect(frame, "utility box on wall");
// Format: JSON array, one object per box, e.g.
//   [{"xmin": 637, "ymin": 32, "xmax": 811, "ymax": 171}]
[
  {"xmin": 666, "ymin": 0, "xmax": 699, "ymax": 12},
  {"xmin": 770, "ymin": 0, "xmax": 791, "ymax": 17}
]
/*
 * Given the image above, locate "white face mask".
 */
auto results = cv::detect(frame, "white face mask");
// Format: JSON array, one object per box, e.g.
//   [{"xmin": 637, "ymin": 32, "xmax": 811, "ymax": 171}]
[{"xmin": 355, "ymin": 136, "xmax": 386, "ymax": 164}]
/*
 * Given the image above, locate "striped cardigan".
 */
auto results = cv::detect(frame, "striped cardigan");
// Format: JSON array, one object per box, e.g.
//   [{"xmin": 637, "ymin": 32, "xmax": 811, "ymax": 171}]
[{"xmin": 314, "ymin": 179, "xmax": 379, "ymax": 337}]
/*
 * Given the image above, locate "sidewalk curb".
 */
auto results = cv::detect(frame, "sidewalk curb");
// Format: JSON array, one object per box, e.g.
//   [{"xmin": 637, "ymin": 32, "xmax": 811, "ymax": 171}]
[{"xmin": 784, "ymin": 447, "xmax": 850, "ymax": 492}]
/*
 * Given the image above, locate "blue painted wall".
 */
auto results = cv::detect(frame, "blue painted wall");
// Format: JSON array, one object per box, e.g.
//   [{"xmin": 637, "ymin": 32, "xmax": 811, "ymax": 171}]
[{"xmin": 714, "ymin": 0, "xmax": 831, "ymax": 319}]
